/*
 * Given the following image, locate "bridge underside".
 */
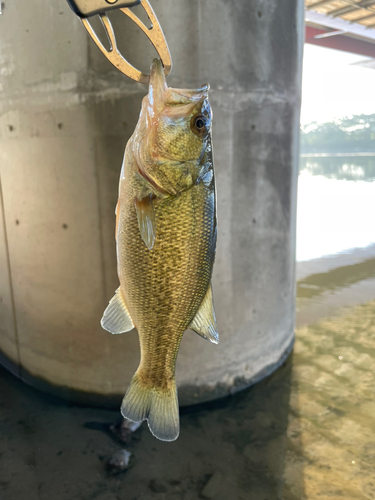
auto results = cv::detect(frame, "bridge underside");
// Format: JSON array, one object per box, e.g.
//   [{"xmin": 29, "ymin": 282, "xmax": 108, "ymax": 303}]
[{"xmin": 305, "ymin": 1, "xmax": 375, "ymax": 61}]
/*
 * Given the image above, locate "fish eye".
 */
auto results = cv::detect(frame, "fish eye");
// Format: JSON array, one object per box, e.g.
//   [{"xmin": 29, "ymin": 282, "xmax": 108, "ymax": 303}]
[
  {"xmin": 191, "ymin": 114, "xmax": 209, "ymax": 137},
  {"xmin": 196, "ymin": 117, "xmax": 205, "ymax": 129}
]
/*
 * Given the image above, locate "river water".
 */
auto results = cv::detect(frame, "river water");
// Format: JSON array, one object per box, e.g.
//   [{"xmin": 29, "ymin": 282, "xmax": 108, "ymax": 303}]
[
  {"xmin": 298, "ymin": 154, "xmax": 375, "ymax": 262},
  {"xmin": 289, "ymin": 154, "xmax": 375, "ymax": 499},
  {"xmin": 297, "ymin": 154, "xmax": 375, "ymax": 324}
]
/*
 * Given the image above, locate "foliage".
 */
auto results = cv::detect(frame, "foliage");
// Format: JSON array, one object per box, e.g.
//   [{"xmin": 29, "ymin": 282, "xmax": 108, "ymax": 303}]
[{"xmin": 301, "ymin": 114, "xmax": 375, "ymax": 153}]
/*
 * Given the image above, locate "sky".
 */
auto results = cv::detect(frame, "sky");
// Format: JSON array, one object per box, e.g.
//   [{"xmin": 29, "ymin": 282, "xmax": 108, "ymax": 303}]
[{"xmin": 300, "ymin": 44, "xmax": 375, "ymax": 126}]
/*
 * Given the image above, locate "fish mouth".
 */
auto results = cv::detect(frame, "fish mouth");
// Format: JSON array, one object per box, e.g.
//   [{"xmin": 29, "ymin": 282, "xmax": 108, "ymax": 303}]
[
  {"xmin": 148, "ymin": 59, "xmax": 168, "ymax": 115},
  {"xmin": 150, "ymin": 58, "xmax": 167, "ymax": 87},
  {"xmin": 149, "ymin": 58, "xmax": 210, "ymax": 111}
]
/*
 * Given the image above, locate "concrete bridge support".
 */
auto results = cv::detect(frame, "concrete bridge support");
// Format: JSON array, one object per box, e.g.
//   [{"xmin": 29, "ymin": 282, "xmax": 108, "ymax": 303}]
[{"xmin": 0, "ymin": 0, "xmax": 304, "ymax": 405}]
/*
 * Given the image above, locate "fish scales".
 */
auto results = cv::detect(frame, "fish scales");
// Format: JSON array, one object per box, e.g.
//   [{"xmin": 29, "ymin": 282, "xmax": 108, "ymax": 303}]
[
  {"xmin": 119, "ymin": 174, "xmax": 214, "ymax": 382},
  {"xmin": 101, "ymin": 59, "xmax": 218, "ymax": 441}
]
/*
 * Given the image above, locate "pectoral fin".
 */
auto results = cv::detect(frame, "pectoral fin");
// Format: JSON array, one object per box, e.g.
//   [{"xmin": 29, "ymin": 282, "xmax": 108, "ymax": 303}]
[
  {"xmin": 134, "ymin": 195, "xmax": 156, "ymax": 250},
  {"xmin": 115, "ymin": 199, "xmax": 120, "ymax": 241},
  {"xmin": 101, "ymin": 287, "xmax": 134, "ymax": 334},
  {"xmin": 189, "ymin": 284, "xmax": 219, "ymax": 344}
]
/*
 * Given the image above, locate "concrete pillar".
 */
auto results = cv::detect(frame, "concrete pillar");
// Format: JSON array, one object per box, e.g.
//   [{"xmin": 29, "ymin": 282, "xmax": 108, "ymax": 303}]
[{"xmin": 0, "ymin": 0, "xmax": 304, "ymax": 405}]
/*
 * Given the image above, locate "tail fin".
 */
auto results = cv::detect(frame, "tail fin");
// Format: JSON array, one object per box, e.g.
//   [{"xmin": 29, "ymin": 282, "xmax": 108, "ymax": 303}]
[{"xmin": 121, "ymin": 372, "xmax": 179, "ymax": 442}]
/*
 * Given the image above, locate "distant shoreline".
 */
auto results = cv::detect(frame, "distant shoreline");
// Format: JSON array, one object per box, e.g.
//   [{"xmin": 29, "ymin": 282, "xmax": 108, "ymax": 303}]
[{"xmin": 300, "ymin": 152, "xmax": 375, "ymax": 158}]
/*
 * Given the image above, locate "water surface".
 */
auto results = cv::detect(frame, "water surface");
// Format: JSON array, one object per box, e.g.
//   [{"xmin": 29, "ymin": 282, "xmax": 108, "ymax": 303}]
[{"xmin": 297, "ymin": 154, "xmax": 375, "ymax": 262}]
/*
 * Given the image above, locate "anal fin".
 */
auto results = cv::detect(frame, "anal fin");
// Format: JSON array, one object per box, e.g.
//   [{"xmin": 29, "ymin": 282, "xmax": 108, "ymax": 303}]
[
  {"xmin": 189, "ymin": 284, "xmax": 219, "ymax": 344},
  {"xmin": 134, "ymin": 195, "xmax": 156, "ymax": 250},
  {"xmin": 101, "ymin": 287, "xmax": 134, "ymax": 334}
]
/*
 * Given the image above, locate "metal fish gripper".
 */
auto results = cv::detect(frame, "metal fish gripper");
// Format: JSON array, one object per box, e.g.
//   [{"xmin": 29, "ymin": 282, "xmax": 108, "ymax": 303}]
[{"xmin": 66, "ymin": 0, "xmax": 172, "ymax": 85}]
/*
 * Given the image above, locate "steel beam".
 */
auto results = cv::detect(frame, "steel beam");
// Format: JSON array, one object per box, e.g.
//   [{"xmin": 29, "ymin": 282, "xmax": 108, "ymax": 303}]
[{"xmin": 306, "ymin": 25, "xmax": 375, "ymax": 57}]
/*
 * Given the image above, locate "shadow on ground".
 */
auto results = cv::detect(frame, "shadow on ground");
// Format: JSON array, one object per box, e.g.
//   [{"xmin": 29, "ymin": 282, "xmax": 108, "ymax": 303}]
[{"xmin": 0, "ymin": 351, "xmax": 300, "ymax": 500}]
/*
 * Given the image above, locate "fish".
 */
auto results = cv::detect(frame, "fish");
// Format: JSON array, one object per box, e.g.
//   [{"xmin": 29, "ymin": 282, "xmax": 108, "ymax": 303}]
[{"xmin": 101, "ymin": 58, "xmax": 218, "ymax": 442}]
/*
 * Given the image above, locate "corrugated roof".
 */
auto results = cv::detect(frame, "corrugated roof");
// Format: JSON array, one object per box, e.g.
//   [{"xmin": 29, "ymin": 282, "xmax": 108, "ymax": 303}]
[{"xmin": 306, "ymin": 0, "xmax": 375, "ymax": 28}]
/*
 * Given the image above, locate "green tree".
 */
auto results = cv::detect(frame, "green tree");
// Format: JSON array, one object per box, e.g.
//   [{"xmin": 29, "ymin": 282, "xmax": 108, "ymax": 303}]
[{"xmin": 301, "ymin": 114, "xmax": 375, "ymax": 153}]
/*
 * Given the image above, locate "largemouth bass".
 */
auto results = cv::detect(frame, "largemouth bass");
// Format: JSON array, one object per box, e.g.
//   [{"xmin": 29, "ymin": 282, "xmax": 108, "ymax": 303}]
[{"xmin": 101, "ymin": 59, "xmax": 218, "ymax": 441}]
